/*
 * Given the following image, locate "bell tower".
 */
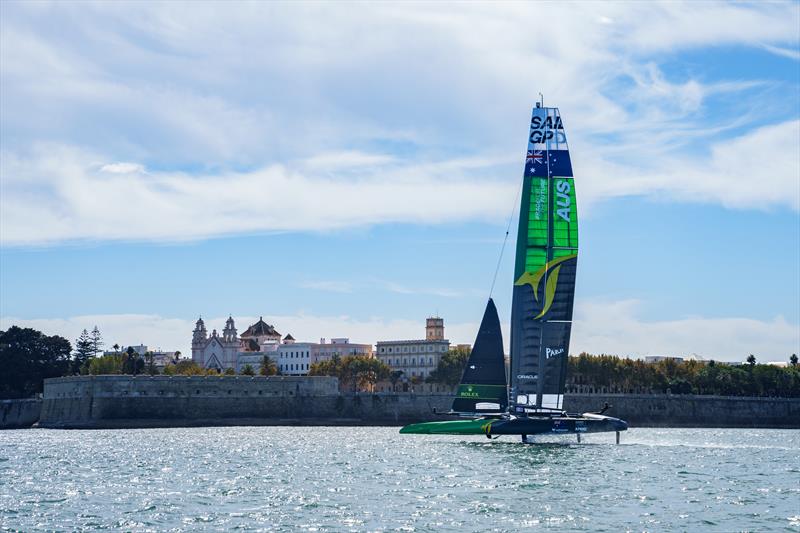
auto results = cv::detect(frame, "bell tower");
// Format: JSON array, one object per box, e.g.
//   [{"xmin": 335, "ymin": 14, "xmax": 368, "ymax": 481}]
[
  {"xmin": 191, "ymin": 317, "xmax": 208, "ymax": 364},
  {"xmin": 223, "ymin": 315, "xmax": 237, "ymax": 343}
]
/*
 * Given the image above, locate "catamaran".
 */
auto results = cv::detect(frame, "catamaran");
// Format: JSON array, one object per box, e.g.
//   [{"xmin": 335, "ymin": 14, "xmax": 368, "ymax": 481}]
[{"xmin": 400, "ymin": 102, "xmax": 628, "ymax": 443}]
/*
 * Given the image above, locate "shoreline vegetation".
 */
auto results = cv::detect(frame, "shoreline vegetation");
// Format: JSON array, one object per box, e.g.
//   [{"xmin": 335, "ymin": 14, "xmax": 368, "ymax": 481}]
[{"xmin": 1, "ymin": 325, "xmax": 798, "ymax": 400}]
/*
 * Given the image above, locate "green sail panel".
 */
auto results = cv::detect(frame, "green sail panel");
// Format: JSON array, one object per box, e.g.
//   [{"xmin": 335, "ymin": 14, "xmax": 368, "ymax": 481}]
[{"xmin": 509, "ymin": 105, "xmax": 578, "ymax": 412}]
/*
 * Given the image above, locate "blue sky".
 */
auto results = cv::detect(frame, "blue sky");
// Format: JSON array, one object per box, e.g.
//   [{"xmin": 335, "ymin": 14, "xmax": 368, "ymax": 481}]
[{"xmin": 1, "ymin": 2, "xmax": 798, "ymax": 361}]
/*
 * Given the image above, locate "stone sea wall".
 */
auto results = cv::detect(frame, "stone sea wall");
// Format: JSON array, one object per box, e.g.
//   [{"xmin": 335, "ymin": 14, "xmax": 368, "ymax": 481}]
[
  {"xmin": 1, "ymin": 399, "xmax": 43, "ymax": 429},
  {"xmin": 23, "ymin": 375, "xmax": 800, "ymax": 429},
  {"xmin": 38, "ymin": 375, "xmax": 452, "ymax": 429},
  {"xmin": 562, "ymin": 393, "xmax": 799, "ymax": 428}
]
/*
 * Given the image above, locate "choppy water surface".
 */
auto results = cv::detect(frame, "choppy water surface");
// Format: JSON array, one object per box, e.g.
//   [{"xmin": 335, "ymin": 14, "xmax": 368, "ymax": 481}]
[{"xmin": 1, "ymin": 427, "xmax": 798, "ymax": 532}]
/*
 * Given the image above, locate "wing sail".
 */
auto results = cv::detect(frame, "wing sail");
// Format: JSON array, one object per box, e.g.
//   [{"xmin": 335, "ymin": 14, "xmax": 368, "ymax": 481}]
[{"xmin": 509, "ymin": 105, "xmax": 578, "ymax": 412}]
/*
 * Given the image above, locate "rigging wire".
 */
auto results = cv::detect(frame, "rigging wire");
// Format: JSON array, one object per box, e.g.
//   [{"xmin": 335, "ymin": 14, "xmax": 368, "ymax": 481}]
[{"xmin": 489, "ymin": 176, "xmax": 524, "ymax": 299}]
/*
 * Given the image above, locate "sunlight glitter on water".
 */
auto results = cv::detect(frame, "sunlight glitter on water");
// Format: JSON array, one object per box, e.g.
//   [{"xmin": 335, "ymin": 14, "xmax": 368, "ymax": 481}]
[{"xmin": 0, "ymin": 427, "xmax": 798, "ymax": 532}]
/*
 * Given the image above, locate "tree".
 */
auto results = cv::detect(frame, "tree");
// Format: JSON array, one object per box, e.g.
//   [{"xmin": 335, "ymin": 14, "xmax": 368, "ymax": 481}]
[
  {"xmin": 747, "ymin": 354, "xmax": 757, "ymax": 367},
  {"xmin": 426, "ymin": 347, "xmax": 471, "ymax": 386},
  {"xmin": 122, "ymin": 346, "xmax": 144, "ymax": 375},
  {"xmin": 389, "ymin": 370, "xmax": 404, "ymax": 390},
  {"xmin": 89, "ymin": 326, "xmax": 103, "ymax": 358},
  {"xmin": 309, "ymin": 355, "xmax": 391, "ymax": 392},
  {"xmin": 791, "ymin": 354, "xmax": 798, "ymax": 367},
  {"xmin": 144, "ymin": 351, "xmax": 157, "ymax": 375},
  {"xmin": 259, "ymin": 355, "xmax": 278, "ymax": 376},
  {"xmin": 0, "ymin": 326, "xmax": 71, "ymax": 398},
  {"xmin": 73, "ymin": 329, "xmax": 94, "ymax": 374},
  {"xmin": 223, "ymin": 367, "xmax": 236, "ymax": 375},
  {"xmin": 241, "ymin": 364, "xmax": 255, "ymax": 376},
  {"xmin": 163, "ymin": 360, "xmax": 210, "ymax": 375},
  {"xmin": 87, "ymin": 354, "xmax": 124, "ymax": 375},
  {"xmin": 112, "ymin": 343, "xmax": 120, "ymax": 353}
]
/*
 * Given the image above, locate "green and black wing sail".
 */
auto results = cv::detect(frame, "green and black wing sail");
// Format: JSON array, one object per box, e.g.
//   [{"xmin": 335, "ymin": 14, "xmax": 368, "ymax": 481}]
[
  {"xmin": 452, "ymin": 298, "xmax": 508, "ymax": 414},
  {"xmin": 509, "ymin": 105, "xmax": 578, "ymax": 412}
]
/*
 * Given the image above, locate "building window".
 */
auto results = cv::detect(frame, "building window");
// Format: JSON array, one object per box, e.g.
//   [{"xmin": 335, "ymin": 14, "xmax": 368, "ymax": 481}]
[{"xmin": 429, "ymin": 357, "xmax": 433, "ymax": 365}]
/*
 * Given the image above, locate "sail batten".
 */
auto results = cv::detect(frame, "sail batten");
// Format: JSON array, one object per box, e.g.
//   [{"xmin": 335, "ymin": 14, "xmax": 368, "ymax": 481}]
[{"xmin": 509, "ymin": 105, "xmax": 578, "ymax": 412}]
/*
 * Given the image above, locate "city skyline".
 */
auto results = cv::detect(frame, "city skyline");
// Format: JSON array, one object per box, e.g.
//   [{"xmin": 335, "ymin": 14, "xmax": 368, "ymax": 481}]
[{"xmin": 1, "ymin": 2, "xmax": 799, "ymax": 362}]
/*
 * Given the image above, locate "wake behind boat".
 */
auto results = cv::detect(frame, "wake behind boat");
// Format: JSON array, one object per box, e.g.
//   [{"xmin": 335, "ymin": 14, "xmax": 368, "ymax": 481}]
[{"xmin": 400, "ymin": 101, "xmax": 628, "ymax": 443}]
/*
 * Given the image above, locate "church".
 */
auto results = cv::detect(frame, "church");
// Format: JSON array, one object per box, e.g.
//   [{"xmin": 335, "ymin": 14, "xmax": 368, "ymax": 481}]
[{"xmin": 191, "ymin": 316, "xmax": 283, "ymax": 372}]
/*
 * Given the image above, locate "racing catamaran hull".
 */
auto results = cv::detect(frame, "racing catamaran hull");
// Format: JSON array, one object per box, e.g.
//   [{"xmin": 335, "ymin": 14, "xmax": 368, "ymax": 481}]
[{"xmin": 400, "ymin": 413, "xmax": 627, "ymax": 437}]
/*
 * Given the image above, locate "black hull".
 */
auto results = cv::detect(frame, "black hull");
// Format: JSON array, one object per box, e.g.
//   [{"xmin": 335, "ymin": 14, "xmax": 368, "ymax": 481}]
[{"xmin": 487, "ymin": 413, "xmax": 627, "ymax": 436}]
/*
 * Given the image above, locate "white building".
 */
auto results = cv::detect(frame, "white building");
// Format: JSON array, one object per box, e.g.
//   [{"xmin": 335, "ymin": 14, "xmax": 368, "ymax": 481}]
[
  {"xmin": 376, "ymin": 317, "xmax": 450, "ymax": 380},
  {"xmin": 191, "ymin": 316, "xmax": 372, "ymax": 374},
  {"xmin": 191, "ymin": 316, "xmax": 241, "ymax": 371},
  {"xmin": 276, "ymin": 336, "xmax": 373, "ymax": 375}
]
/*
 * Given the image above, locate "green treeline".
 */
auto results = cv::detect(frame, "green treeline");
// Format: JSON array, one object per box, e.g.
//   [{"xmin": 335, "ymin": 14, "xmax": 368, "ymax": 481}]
[
  {"xmin": 3, "ymin": 324, "xmax": 799, "ymax": 399},
  {"xmin": 309, "ymin": 355, "xmax": 391, "ymax": 392},
  {"xmin": 568, "ymin": 353, "xmax": 800, "ymax": 397}
]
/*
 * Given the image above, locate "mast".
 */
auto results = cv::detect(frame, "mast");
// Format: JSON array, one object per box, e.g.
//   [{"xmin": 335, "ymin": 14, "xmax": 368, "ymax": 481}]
[{"xmin": 509, "ymin": 102, "xmax": 578, "ymax": 413}]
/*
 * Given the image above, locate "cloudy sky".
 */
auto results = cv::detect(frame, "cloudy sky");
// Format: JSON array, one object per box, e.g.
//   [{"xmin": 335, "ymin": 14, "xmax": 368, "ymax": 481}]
[{"xmin": 1, "ymin": 1, "xmax": 798, "ymax": 362}]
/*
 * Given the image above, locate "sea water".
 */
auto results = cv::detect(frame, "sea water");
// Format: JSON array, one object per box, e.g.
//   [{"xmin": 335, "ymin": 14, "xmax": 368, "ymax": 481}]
[{"xmin": 1, "ymin": 427, "xmax": 797, "ymax": 532}]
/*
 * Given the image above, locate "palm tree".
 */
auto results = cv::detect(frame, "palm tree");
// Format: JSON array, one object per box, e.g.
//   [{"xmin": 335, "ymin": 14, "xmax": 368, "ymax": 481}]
[{"xmin": 259, "ymin": 355, "xmax": 278, "ymax": 376}]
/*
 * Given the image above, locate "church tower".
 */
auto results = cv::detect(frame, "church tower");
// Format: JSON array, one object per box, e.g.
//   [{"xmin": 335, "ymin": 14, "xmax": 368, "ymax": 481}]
[
  {"xmin": 223, "ymin": 316, "xmax": 237, "ymax": 343},
  {"xmin": 191, "ymin": 317, "xmax": 208, "ymax": 364}
]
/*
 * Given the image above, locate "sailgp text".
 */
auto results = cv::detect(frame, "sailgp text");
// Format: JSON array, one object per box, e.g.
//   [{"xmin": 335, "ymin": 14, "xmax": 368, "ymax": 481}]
[{"xmin": 530, "ymin": 115, "xmax": 567, "ymax": 144}]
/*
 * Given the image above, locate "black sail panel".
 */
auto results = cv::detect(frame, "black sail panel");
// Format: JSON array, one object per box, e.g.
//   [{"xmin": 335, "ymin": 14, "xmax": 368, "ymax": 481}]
[{"xmin": 451, "ymin": 298, "xmax": 508, "ymax": 414}]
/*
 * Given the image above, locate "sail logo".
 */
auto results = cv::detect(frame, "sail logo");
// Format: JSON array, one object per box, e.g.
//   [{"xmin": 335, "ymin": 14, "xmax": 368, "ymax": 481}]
[
  {"xmin": 515, "ymin": 253, "xmax": 578, "ymax": 319},
  {"xmin": 529, "ymin": 115, "xmax": 567, "ymax": 144},
  {"xmin": 460, "ymin": 385, "xmax": 480, "ymax": 398},
  {"xmin": 516, "ymin": 374, "xmax": 537, "ymax": 380},
  {"xmin": 555, "ymin": 180, "xmax": 571, "ymax": 222},
  {"xmin": 545, "ymin": 347, "xmax": 564, "ymax": 359}
]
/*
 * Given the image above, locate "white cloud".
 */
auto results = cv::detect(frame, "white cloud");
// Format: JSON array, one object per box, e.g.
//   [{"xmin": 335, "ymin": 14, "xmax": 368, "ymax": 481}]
[
  {"xmin": 578, "ymin": 120, "xmax": 800, "ymax": 210},
  {"xmin": 0, "ymin": 2, "xmax": 798, "ymax": 245},
  {"xmin": 0, "ymin": 145, "xmax": 515, "ymax": 245},
  {"xmin": 572, "ymin": 299, "xmax": 799, "ymax": 362},
  {"xmin": 2, "ymin": 115, "xmax": 797, "ymax": 245},
  {"xmin": 4, "ymin": 301, "xmax": 797, "ymax": 363},
  {"xmin": 100, "ymin": 162, "xmax": 145, "ymax": 174},
  {"xmin": 760, "ymin": 43, "xmax": 800, "ymax": 61}
]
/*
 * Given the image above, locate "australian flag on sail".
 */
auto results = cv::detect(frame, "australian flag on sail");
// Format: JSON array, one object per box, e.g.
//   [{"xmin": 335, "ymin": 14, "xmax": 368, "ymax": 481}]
[{"xmin": 525, "ymin": 149, "xmax": 573, "ymax": 177}]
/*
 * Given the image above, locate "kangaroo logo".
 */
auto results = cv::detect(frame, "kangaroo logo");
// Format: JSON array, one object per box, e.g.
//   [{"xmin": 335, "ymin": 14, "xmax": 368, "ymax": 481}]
[{"xmin": 514, "ymin": 253, "xmax": 577, "ymax": 319}]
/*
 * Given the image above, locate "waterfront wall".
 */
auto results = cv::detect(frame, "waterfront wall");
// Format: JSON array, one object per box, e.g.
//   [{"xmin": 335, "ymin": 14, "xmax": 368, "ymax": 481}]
[
  {"xmin": 32, "ymin": 376, "xmax": 800, "ymax": 429},
  {"xmin": 38, "ymin": 375, "xmax": 452, "ymax": 429},
  {"xmin": 1, "ymin": 399, "xmax": 42, "ymax": 429},
  {"xmin": 563, "ymin": 393, "xmax": 799, "ymax": 428}
]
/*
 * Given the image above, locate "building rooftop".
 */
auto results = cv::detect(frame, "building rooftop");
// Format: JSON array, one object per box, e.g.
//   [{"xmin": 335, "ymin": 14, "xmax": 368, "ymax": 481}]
[
  {"xmin": 241, "ymin": 317, "xmax": 280, "ymax": 338},
  {"xmin": 377, "ymin": 339, "xmax": 449, "ymax": 344}
]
